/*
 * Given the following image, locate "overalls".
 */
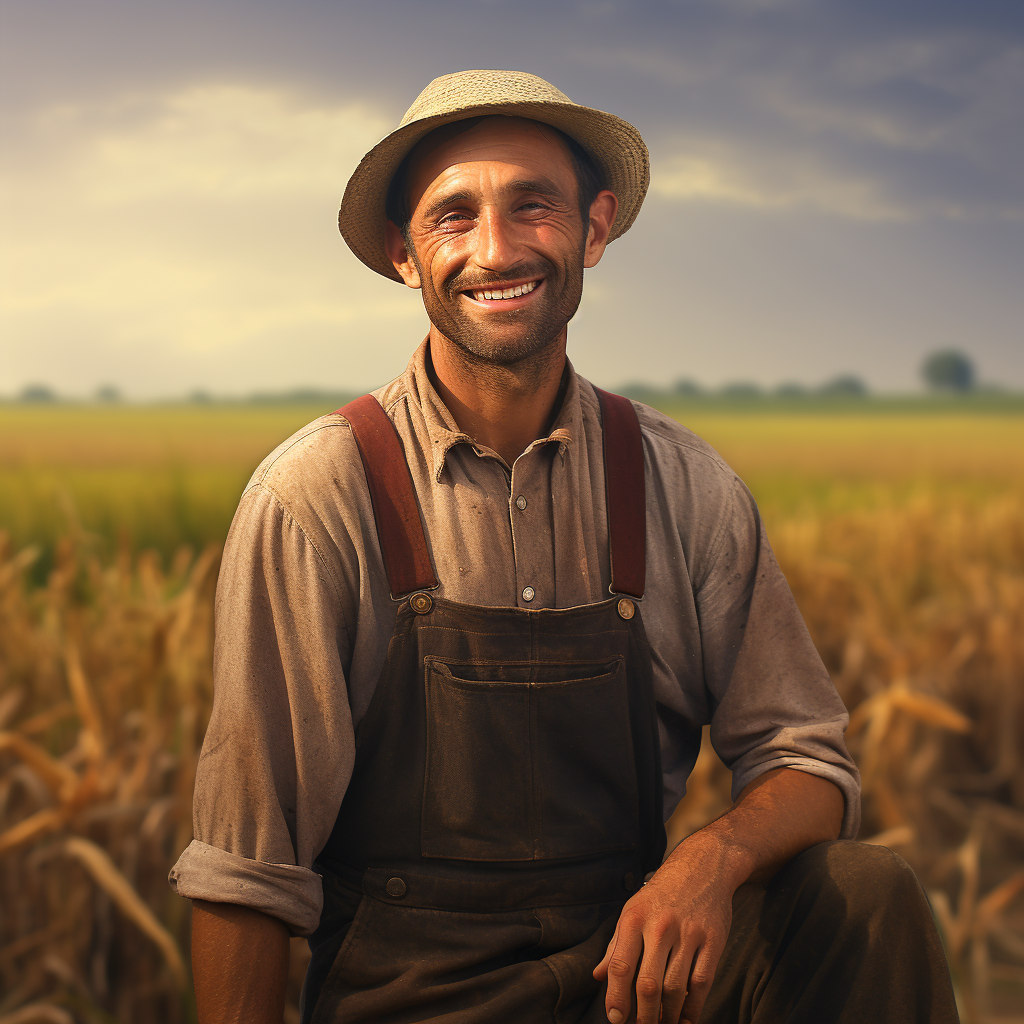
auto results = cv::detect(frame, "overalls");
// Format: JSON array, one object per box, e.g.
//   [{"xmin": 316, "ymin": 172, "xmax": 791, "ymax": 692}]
[{"xmin": 301, "ymin": 389, "xmax": 666, "ymax": 1024}]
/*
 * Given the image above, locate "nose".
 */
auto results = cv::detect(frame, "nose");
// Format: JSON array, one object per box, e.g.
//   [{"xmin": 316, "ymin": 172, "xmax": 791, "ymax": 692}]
[{"xmin": 472, "ymin": 206, "xmax": 520, "ymax": 273}]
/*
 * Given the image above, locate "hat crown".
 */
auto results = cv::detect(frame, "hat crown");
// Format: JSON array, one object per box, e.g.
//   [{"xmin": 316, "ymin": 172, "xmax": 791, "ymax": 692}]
[{"xmin": 400, "ymin": 70, "xmax": 574, "ymax": 128}]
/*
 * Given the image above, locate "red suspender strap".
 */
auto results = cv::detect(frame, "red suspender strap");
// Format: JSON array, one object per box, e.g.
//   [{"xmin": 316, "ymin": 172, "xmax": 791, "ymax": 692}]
[
  {"xmin": 337, "ymin": 395, "xmax": 438, "ymax": 599},
  {"xmin": 595, "ymin": 388, "xmax": 646, "ymax": 600}
]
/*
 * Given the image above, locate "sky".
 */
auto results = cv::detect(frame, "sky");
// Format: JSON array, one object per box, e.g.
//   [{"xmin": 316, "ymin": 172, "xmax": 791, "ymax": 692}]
[{"xmin": 1, "ymin": 0, "xmax": 1022, "ymax": 397}]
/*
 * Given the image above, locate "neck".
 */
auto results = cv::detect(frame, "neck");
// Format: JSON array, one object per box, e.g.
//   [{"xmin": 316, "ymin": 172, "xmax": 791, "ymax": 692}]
[{"xmin": 428, "ymin": 326, "xmax": 568, "ymax": 467}]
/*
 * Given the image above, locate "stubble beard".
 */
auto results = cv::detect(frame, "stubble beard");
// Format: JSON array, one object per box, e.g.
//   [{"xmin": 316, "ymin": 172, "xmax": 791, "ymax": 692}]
[{"xmin": 412, "ymin": 243, "xmax": 586, "ymax": 371}]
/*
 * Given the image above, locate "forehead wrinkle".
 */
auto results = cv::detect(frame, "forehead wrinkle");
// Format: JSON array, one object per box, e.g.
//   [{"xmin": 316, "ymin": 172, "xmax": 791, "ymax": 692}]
[{"xmin": 406, "ymin": 117, "xmax": 577, "ymax": 217}]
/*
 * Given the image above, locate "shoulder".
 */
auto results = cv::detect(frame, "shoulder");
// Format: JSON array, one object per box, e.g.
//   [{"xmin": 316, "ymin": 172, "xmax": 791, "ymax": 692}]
[
  {"xmin": 633, "ymin": 401, "xmax": 734, "ymax": 480},
  {"xmin": 633, "ymin": 400, "xmax": 756, "ymax": 549},
  {"xmin": 577, "ymin": 383, "xmax": 760, "ymax": 585},
  {"xmin": 244, "ymin": 412, "xmax": 359, "ymax": 502},
  {"xmin": 579, "ymin": 377, "xmax": 743, "ymax": 502},
  {"xmin": 225, "ymin": 408, "xmax": 378, "ymax": 579}
]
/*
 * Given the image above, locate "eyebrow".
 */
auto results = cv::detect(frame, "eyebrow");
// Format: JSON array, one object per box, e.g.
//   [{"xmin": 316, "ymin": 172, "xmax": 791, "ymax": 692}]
[
  {"xmin": 422, "ymin": 189, "xmax": 475, "ymax": 221},
  {"xmin": 421, "ymin": 178, "xmax": 570, "ymax": 221},
  {"xmin": 506, "ymin": 178, "xmax": 567, "ymax": 201}
]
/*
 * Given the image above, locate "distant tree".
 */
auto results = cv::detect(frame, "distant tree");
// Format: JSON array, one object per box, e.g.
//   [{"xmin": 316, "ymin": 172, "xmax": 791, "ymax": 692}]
[
  {"xmin": 188, "ymin": 389, "xmax": 213, "ymax": 404},
  {"xmin": 95, "ymin": 384, "xmax": 122, "ymax": 403},
  {"xmin": 18, "ymin": 384, "xmax": 56, "ymax": 403},
  {"xmin": 819, "ymin": 375, "xmax": 868, "ymax": 397},
  {"xmin": 620, "ymin": 383, "xmax": 661, "ymax": 403},
  {"xmin": 720, "ymin": 382, "xmax": 762, "ymax": 399},
  {"xmin": 922, "ymin": 350, "xmax": 974, "ymax": 392},
  {"xmin": 673, "ymin": 378, "xmax": 703, "ymax": 396},
  {"xmin": 775, "ymin": 382, "xmax": 808, "ymax": 397}
]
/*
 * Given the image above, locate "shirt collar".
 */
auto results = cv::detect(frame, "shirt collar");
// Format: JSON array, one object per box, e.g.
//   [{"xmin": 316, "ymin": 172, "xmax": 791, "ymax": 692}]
[{"xmin": 402, "ymin": 338, "xmax": 582, "ymax": 483}]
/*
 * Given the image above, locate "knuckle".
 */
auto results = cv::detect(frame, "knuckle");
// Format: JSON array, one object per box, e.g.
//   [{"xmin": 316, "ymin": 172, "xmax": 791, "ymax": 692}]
[
  {"xmin": 619, "ymin": 908, "xmax": 643, "ymax": 930},
  {"xmin": 690, "ymin": 967, "xmax": 715, "ymax": 988},
  {"xmin": 607, "ymin": 958, "xmax": 633, "ymax": 977},
  {"xmin": 662, "ymin": 975, "xmax": 688, "ymax": 997},
  {"xmin": 636, "ymin": 976, "xmax": 661, "ymax": 998}
]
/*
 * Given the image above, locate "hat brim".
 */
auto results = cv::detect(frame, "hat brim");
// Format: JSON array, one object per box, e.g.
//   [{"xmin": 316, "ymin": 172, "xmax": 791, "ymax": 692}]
[{"xmin": 338, "ymin": 101, "xmax": 649, "ymax": 282}]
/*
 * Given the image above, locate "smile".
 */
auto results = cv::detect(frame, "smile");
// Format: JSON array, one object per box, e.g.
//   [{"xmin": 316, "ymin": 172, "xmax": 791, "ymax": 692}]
[{"xmin": 468, "ymin": 280, "xmax": 539, "ymax": 302}]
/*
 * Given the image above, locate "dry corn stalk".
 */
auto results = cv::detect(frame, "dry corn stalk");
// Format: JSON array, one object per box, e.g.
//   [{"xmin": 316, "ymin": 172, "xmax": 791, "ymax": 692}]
[
  {"xmin": 0, "ymin": 533, "xmax": 218, "ymax": 1022},
  {"xmin": 667, "ymin": 491, "xmax": 1024, "ymax": 1022},
  {"xmin": 2, "ymin": 488, "xmax": 1023, "ymax": 1021}
]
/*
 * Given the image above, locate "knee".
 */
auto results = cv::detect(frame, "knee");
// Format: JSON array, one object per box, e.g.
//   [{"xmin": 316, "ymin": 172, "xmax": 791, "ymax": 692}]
[{"xmin": 789, "ymin": 840, "xmax": 926, "ymax": 927}]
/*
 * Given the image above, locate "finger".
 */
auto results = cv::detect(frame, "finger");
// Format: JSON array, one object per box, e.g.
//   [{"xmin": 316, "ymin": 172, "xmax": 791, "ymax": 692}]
[
  {"xmin": 634, "ymin": 932, "xmax": 672, "ymax": 1024},
  {"xmin": 679, "ymin": 934, "xmax": 725, "ymax": 1024},
  {"xmin": 658, "ymin": 942, "xmax": 697, "ymax": 1024},
  {"xmin": 603, "ymin": 913, "xmax": 643, "ymax": 1024},
  {"xmin": 593, "ymin": 922, "xmax": 620, "ymax": 981}
]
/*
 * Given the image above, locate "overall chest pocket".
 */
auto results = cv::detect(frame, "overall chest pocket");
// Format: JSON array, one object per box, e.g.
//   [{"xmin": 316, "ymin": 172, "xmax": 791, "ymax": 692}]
[{"xmin": 421, "ymin": 658, "xmax": 640, "ymax": 862}]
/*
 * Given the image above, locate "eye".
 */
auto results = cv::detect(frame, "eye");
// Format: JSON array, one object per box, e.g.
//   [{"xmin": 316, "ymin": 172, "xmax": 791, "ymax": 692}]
[
  {"xmin": 516, "ymin": 199, "xmax": 555, "ymax": 217},
  {"xmin": 438, "ymin": 211, "xmax": 472, "ymax": 226}
]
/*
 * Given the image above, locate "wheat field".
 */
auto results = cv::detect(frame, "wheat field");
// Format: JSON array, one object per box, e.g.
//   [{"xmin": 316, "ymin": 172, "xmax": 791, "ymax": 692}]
[{"xmin": 1, "ymin": 403, "xmax": 1022, "ymax": 1023}]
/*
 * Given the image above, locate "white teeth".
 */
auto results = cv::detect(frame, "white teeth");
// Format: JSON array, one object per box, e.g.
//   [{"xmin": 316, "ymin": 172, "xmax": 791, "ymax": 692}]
[{"xmin": 471, "ymin": 280, "xmax": 537, "ymax": 301}]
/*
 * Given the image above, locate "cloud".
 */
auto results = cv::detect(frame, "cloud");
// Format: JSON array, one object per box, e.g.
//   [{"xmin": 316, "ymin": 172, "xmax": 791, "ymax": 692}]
[
  {"xmin": 578, "ymin": 10, "xmax": 1024, "ymax": 222},
  {"xmin": 1, "ymin": 1, "xmax": 1022, "ymax": 393},
  {"xmin": 651, "ymin": 143, "xmax": 907, "ymax": 220},
  {"xmin": 0, "ymin": 84, "xmax": 426, "ymax": 393}
]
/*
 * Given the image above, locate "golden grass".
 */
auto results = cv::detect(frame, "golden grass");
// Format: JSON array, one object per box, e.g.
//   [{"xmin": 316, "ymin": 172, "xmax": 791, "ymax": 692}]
[
  {"xmin": 668, "ymin": 489, "xmax": 1024, "ymax": 1022},
  {"xmin": 1, "ymin": 405, "xmax": 1022, "ymax": 1022}
]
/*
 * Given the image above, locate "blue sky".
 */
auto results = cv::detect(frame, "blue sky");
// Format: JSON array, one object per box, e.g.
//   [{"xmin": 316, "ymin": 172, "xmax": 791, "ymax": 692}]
[{"xmin": 1, "ymin": 0, "xmax": 1021, "ymax": 395}]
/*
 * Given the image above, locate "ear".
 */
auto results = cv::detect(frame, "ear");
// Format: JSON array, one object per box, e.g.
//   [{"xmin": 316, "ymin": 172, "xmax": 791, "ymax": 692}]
[
  {"xmin": 384, "ymin": 220, "xmax": 422, "ymax": 288},
  {"xmin": 582, "ymin": 190, "xmax": 618, "ymax": 269}
]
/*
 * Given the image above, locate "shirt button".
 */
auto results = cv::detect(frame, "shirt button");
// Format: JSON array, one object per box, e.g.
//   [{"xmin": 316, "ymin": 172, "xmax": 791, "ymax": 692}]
[
  {"xmin": 515, "ymin": 494, "xmax": 528, "ymax": 511},
  {"xmin": 522, "ymin": 586, "xmax": 535, "ymax": 602}
]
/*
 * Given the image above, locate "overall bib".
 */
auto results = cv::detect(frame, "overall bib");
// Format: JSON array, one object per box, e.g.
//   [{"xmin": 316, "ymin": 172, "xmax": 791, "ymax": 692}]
[{"xmin": 302, "ymin": 390, "xmax": 666, "ymax": 1024}]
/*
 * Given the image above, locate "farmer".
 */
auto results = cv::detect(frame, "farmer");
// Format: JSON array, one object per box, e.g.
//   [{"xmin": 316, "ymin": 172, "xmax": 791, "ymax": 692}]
[{"xmin": 170, "ymin": 70, "xmax": 958, "ymax": 1023}]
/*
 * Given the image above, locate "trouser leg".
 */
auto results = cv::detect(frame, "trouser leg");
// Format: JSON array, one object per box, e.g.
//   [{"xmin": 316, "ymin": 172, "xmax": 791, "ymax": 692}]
[{"xmin": 700, "ymin": 840, "xmax": 959, "ymax": 1024}]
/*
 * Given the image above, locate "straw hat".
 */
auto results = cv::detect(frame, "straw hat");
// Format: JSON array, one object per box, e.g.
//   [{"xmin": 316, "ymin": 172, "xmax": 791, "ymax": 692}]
[{"xmin": 339, "ymin": 69, "xmax": 649, "ymax": 281}]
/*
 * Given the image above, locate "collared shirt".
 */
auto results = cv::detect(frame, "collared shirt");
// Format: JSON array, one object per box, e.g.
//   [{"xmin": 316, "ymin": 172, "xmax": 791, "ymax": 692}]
[{"xmin": 169, "ymin": 340, "xmax": 860, "ymax": 936}]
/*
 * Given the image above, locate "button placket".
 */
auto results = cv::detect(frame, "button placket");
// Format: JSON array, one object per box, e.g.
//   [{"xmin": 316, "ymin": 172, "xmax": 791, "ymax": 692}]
[{"xmin": 509, "ymin": 450, "xmax": 554, "ymax": 609}]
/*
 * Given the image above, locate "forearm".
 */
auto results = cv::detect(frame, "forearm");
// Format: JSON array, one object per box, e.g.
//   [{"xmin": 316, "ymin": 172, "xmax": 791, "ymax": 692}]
[
  {"xmin": 191, "ymin": 900, "xmax": 290, "ymax": 1024},
  {"xmin": 667, "ymin": 767, "xmax": 845, "ymax": 889}
]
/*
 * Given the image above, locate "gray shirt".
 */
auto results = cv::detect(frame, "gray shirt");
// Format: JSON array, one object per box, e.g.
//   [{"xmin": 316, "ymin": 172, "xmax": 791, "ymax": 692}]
[{"xmin": 169, "ymin": 340, "xmax": 860, "ymax": 936}]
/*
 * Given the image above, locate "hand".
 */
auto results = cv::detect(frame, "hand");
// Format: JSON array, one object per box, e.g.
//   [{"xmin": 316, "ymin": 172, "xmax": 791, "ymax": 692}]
[
  {"xmin": 592, "ymin": 768, "xmax": 846, "ymax": 1024},
  {"xmin": 593, "ymin": 833, "xmax": 741, "ymax": 1024}
]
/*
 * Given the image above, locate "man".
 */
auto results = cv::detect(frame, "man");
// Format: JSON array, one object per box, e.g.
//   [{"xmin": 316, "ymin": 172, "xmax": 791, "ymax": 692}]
[{"xmin": 170, "ymin": 71, "xmax": 958, "ymax": 1023}]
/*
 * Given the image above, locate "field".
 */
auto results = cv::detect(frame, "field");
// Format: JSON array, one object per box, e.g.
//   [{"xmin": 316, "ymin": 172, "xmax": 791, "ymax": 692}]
[{"xmin": 1, "ymin": 399, "xmax": 1023, "ymax": 1023}]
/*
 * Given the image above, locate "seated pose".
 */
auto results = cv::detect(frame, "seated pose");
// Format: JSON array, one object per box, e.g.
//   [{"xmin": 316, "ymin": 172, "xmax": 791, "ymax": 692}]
[{"xmin": 170, "ymin": 70, "xmax": 959, "ymax": 1024}]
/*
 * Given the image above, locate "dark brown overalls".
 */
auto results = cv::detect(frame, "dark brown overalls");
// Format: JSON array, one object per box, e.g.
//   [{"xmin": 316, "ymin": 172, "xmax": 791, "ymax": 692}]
[{"xmin": 300, "ymin": 390, "xmax": 666, "ymax": 1024}]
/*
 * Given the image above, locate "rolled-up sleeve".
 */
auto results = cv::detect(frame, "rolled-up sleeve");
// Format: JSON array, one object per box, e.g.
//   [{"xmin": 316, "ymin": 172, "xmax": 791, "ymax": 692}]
[
  {"xmin": 697, "ymin": 478, "xmax": 861, "ymax": 838},
  {"xmin": 168, "ymin": 483, "xmax": 355, "ymax": 936}
]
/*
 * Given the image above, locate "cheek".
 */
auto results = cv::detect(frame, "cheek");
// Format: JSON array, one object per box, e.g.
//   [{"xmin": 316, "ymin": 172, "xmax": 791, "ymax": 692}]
[
  {"xmin": 533, "ymin": 223, "xmax": 587, "ymax": 262},
  {"xmin": 419, "ymin": 239, "xmax": 465, "ymax": 289}
]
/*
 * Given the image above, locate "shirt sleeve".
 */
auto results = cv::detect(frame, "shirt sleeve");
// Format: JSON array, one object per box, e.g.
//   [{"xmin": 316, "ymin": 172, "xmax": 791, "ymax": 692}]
[
  {"xmin": 168, "ymin": 483, "xmax": 356, "ymax": 936},
  {"xmin": 696, "ymin": 477, "xmax": 862, "ymax": 839}
]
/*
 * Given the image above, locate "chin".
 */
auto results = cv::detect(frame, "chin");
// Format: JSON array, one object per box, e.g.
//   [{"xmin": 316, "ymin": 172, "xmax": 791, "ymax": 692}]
[{"xmin": 452, "ymin": 328, "xmax": 564, "ymax": 367}]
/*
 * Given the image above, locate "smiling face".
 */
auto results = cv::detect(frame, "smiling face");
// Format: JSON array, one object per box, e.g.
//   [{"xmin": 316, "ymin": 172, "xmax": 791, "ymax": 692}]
[{"xmin": 386, "ymin": 117, "xmax": 615, "ymax": 368}]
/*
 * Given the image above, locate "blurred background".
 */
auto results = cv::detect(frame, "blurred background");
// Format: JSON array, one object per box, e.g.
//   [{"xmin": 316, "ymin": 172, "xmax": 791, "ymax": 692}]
[{"xmin": 1, "ymin": 1, "xmax": 1022, "ymax": 1022}]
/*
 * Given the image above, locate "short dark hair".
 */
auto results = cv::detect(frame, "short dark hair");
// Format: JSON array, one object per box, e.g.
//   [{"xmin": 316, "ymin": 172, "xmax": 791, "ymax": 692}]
[{"xmin": 385, "ymin": 117, "xmax": 604, "ymax": 232}]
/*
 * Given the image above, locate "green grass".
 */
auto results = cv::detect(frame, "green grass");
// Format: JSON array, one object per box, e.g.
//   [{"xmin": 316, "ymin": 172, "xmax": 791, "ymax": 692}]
[{"xmin": 1, "ymin": 401, "xmax": 1021, "ymax": 582}]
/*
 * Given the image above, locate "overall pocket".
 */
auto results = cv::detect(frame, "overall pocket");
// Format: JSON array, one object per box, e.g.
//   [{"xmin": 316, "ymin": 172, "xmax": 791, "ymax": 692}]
[{"xmin": 421, "ymin": 658, "xmax": 639, "ymax": 861}]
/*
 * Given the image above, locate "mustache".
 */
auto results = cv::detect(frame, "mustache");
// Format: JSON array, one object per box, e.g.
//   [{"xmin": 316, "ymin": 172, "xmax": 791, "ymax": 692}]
[{"xmin": 446, "ymin": 261, "xmax": 552, "ymax": 297}]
